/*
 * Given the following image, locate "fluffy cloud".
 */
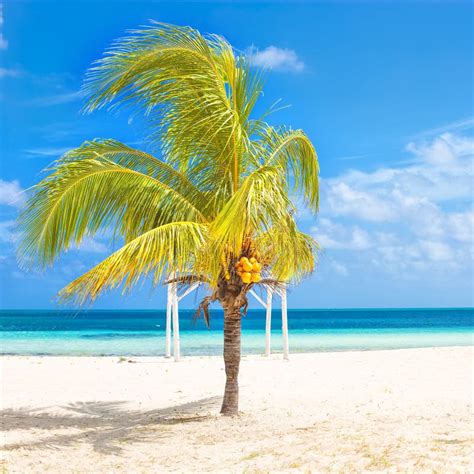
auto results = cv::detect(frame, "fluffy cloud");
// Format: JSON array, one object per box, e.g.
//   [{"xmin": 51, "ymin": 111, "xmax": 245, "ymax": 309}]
[
  {"xmin": 448, "ymin": 212, "xmax": 474, "ymax": 243},
  {"xmin": 315, "ymin": 218, "xmax": 372, "ymax": 250},
  {"xmin": 313, "ymin": 217, "xmax": 471, "ymax": 278},
  {"xmin": 247, "ymin": 46, "xmax": 304, "ymax": 72},
  {"xmin": 419, "ymin": 240, "xmax": 453, "ymax": 262},
  {"xmin": 325, "ymin": 182, "xmax": 396, "ymax": 222},
  {"xmin": 0, "ymin": 179, "xmax": 25, "ymax": 207},
  {"xmin": 323, "ymin": 133, "xmax": 473, "ymax": 225},
  {"xmin": 313, "ymin": 132, "xmax": 473, "ymax": 278},
  {"xmin": 325, "ymin": 135, "xmax": 473, "ymax": 221}
]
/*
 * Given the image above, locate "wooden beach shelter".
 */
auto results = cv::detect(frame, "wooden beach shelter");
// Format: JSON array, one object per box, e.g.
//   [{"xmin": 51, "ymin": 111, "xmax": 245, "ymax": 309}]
[{"xmin": 165, "ymin": 282, "xmax": 289, "ymax": 361}]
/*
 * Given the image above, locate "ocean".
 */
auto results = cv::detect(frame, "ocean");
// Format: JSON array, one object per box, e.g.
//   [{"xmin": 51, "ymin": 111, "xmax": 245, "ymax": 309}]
[{"xmin": 0, "ymin": 308, "xmax": 472, "ymax": 356}]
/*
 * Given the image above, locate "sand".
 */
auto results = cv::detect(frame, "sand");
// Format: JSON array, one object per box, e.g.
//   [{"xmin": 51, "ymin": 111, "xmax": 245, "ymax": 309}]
[{"xmin": 1, "ymin": 347, "xmax": 473, "ymax": 473}]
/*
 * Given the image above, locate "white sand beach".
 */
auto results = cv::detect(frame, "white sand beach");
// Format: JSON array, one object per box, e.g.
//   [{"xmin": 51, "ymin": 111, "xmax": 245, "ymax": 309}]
[{"xmin": 1, "ymin": 347, "xmax": 473, "ymax": 473}]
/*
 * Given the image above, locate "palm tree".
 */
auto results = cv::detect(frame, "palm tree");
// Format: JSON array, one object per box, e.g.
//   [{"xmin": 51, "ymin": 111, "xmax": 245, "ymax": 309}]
[{"xmin": 18, "ymin": 22, "xmax": 319, "ymax": 416}]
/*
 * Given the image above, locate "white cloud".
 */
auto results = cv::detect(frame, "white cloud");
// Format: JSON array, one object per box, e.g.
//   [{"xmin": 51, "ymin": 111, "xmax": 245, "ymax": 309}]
[
  {"xmin": 406, "ymin": 132, "xmax": 473, "ymax": 168},
  {"xmin": 247, "ymin": 46, "xmax": 304, "ymax": 72},
  {"xmin": 326, "ymin": 134, "xmax": 473, "ymax": 209},
  {"xmin": 419, "ymin": 240, "xmax": 453, "ymax": 262},
  {"xmin": 325, "ymin": 182, "xmax": 396, "ymax": 222},
  {"xmin": 314, "ymin": 130, "xmax": 474, "ymax": 278},
  {"xmin": 323, "ymin": 133, "xmax": 474, "ymax": 224},
  {"xmin": 447, "ymin": 212, "xmax": 474, "ymax": 243},
  {"xmin": 0, "ymin": 179, "xmax": 25, "ymax": 207},
  {"xmin": 313, "ymin": 218, "xmax": 372, "ymax": 250},
  {"xmin": 313, "ymin": 217, "xmax": 469, "ymax": 278}
]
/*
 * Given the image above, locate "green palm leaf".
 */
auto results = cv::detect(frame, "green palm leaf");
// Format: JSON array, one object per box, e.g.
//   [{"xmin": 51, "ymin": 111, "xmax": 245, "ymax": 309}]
[
  {"xmin": 18, "ymin": 144, "xmax": 206, "ymax": 269},
  {"xmin": 256, "ymin": 125, "xmax": 319, "ymax": 211},
  {"xmin": 58, "ymin": 221, "xmax": 207, "ymax": 305},
  {"xmin": 255, "ymin": 218, "xmax": 319, "ymax": 282}
]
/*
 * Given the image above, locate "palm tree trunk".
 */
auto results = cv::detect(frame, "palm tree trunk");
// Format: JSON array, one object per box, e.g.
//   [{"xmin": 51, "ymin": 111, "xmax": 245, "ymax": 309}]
[{"xmin": 220, "ymin": 306, "xmax": 242, "ymax": 415}]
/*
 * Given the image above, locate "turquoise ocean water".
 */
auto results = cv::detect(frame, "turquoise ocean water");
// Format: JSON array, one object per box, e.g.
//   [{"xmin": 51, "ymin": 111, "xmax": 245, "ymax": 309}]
[{"xmin": 0, "ymin": 308, "xmax": 472, "ymax": 356}]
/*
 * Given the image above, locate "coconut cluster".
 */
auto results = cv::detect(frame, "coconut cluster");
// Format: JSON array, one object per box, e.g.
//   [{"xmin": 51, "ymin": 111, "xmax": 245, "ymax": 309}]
[{"xmin": 235, "ymin": 256, "xmax": 262, "ymax": 284}]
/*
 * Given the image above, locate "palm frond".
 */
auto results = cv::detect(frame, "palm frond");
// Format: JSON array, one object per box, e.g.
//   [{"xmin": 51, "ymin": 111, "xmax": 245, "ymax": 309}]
[
  {"xmin": 210, "ymin": 165, "xmax": 294, "ymax": 256},
  {"xmin": 62, "ymin": 139, "xmax": 205, "ymax": 202},
  {"xmin": 255, "ymin": 125, "xmax": 319, "ymax": 211},
  {"xmin": 256, "ymin": 278, "xmax": 286, "ymax": 293},
  {"xmin": 165, "ymin": 274, "xmax": 210, "ymax": 290},
  {"xmin": 58, "ymin": 221, "xmax": 207, "ymax": 305},
  {"xmin": 82, "ymin": 23, "xmax": 236, "ymax": 200},
  {"xmin": 82, "ymin": 23, "xmax": 265, "ymax": 209},
  {"xmin": 18, "ymin": 146, "xmax": 207, "ymax": 269},
  {"xmin": 255, "ymin": 218, "xmax": 319, "ymax": 283},
  {"xmin": 194, "ymin": 292, "xmax": 219, "ymax": 328}
]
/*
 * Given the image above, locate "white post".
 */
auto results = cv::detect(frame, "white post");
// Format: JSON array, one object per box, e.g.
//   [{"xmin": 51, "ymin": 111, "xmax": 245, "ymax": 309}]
[
  {"xmin": 281, "ymin": 285, "xmax": 289, "ymax": 360},
  {"xmin": 265, "ymin": 286, "xmax": 273, "ymax": 356},
  {"xmin": 165, "ymin": 282, "xmax": 172, "ymax": 358},
  {"xmin": 172, "ymin": 282, "xmax": 181, "ymax": 361}
]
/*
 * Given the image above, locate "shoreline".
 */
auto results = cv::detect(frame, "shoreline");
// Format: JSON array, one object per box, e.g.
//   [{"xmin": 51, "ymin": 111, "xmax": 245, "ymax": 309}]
[
  {"xmin": 1, "ymin": 343, "xmax": 473, "ymax": 358},
  {"xmin": 1, "ymin": 346, "xmax": 472, "ymax": 472}
]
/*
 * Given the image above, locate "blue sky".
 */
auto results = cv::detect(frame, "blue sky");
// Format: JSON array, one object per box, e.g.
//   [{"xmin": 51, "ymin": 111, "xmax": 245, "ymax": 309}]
[{"xmin": 0, "ymin": 1, "xmax": 473, "ymax": 309}]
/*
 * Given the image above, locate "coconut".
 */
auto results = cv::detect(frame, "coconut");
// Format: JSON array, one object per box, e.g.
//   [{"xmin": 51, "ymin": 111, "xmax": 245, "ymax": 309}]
[
  {"xmin": 241, "ymin": 272, "xmax": 252, "ymax": 284},
  {"xmin": 251, "ymin": 273, "xmax": 261, "ymax": 283}
]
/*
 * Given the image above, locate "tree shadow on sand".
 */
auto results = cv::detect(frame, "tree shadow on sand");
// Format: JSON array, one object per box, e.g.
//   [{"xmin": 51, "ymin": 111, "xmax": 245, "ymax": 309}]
[{"xmin": 0, "ymin": 396, "xmax": 221, "ymax": 455}]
